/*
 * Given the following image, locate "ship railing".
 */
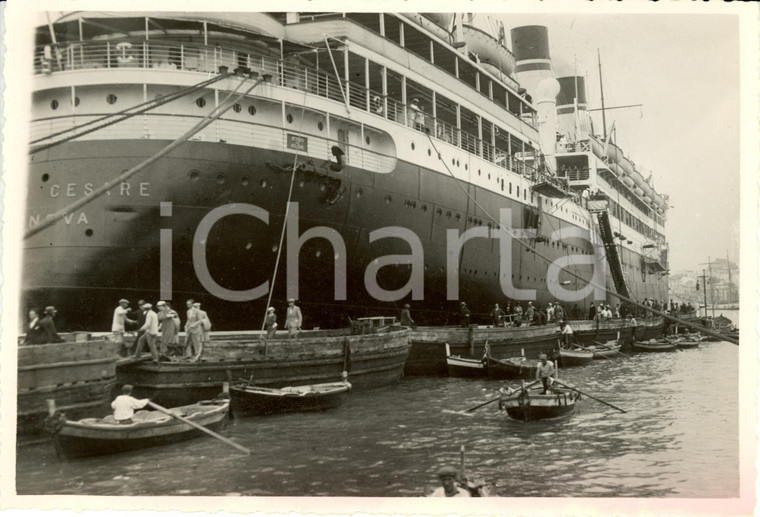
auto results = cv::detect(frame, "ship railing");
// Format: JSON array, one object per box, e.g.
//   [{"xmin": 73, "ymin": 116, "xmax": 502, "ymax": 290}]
[{"xmin": 33, "ymin": 40, "xmax": 539, "ymax": 181}]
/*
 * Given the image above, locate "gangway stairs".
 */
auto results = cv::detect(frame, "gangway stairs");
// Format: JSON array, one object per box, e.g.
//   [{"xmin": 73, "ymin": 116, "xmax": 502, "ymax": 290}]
[{"xmin": 588, "ymin": 198, "xmax": 630, "ymax": 299}]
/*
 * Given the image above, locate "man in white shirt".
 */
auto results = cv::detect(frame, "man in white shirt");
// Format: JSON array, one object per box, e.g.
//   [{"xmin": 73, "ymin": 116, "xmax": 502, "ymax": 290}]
[
  {"xmin": 546, "ymin": 303, "xmax": 554, "ymax": 323},
  {"xmin": 429, "ymin": 466, "xmax": 470, "ymax": 497},
  {"xmin": 111, "ymin": 384, "xmax": 149, "ymax": 424},
  {"xmin": 560, "ymin": 320, "xmax": 575, "ymax": 348},
  {"xmin": 134, "ymin": 303, "xmax": 160, "ymax": 362},
  {"xmin": 536, "ymin": 353, "xmax": 556, "ymax": 394},
  {"xmin": 112, "ymin": 299, "xmax": 136, "ymax": 356}
]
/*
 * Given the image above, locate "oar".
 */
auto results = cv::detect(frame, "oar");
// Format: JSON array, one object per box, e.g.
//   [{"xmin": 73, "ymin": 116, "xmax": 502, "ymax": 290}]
[
  {"xmin": 553, "ymin": 380, "xmax": 626, "ymax": 414},
  {"xmin": 592, "ymin": 340, "xmax": 633, "ymax": 359},
  {"xmin": 146, "ymin": 400, "xmax": 250, "ymax": 455},
  {"xmin": 444, "ymin": 379, "xmax": 541, "ymax": 417}
]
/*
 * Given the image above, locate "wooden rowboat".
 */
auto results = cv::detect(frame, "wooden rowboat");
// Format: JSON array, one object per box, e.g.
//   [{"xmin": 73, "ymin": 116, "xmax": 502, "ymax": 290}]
[
  {"xmin": 556, "ymin": 348, "xmax": 594, "ymax": 367},
  {"xmin": 632, "ymin": 340, "xmax": 677, "ymax": 353},
  {"xmin": 445, "ymin": 344, "xmax": 487, "ymax": 377},
  {"xmin": 230, "ymin": 381, "xmax": 351, "ymax": 415},
  {"xmin": 49, "ymin": 398, "xmax": 230, "ymax": 459},
  {"xmin": 498, "ymin": 386, "xmax": 580, "ymax": 422},
  {"xmin": 485, "ymin": 356, "xmax": 537, "ymax": 380},
  {"xmin": 586, "ymin": 341, "xmax": 623, "ymax": 359}
]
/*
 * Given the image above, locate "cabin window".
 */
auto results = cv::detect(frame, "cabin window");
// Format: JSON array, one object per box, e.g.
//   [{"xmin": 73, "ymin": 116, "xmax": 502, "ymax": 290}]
[
  {"xmin": 383, "ymin": 15, "xmax": 401, "ymax": 44},
  {"xmin": 345, "ymin": 13, "xmax": 382, "ymax": 34}
]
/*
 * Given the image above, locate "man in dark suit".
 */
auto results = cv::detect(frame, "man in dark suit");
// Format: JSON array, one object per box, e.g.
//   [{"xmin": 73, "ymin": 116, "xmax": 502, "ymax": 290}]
[{"xmin": 39, "ymin": 306, "xmax": 64, "ymax": 344}]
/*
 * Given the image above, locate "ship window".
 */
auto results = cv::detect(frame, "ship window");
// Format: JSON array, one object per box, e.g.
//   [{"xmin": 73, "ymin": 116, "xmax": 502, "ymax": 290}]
[
  {"xmin": 85, "ymin": 229, "xmax": 94, "ymax": 237},
  {"xmin": 385, "ymin": 195, "xmax": 392, "ymax": 204},
  {"xmin": 488, "ymin": 173, "xmax": 491, "ymax": 180},
  {"xmin": 189, "ymin": 170, "xmax": 200, "ymax": 181},
  {"xmin": 196, "ymin": 98, "xmax": 206, "ymax": 108},
  {"xmin": 411, "ymin": 142, "xmax": 415, "ymax": 150},
  {"xmin": 317, "ymin": 121, "xmax": 323, "ymax": 131},
  {"xmin": 367, "ymin": 136, "xmax": 372, "ymax": 145},
  {"xmin": 249, "ymin": 106, "xmax": 257, "ymax": 116},
  {"xmin": 233, "ymin": 103, "xmax": 242, "ymax": 113},
  {"xmin": 286, "ymin": 114, "xmax": 294, "ymax": 124},
  {"xmin": 241, "ymin": 176, "xmax": 249, "ymax": 186},
  {"xmin": 41, "ymin": 173, "xmax": 50, "ymax": 182},
  {"xmin": 50, "ymin": 99, "xmax": 59, "ymax": 110},
  {"xmin": 74, "ymin": 97, "xmax": 80, "ymax": 107},
  {"xmin": 465, "ymin": 164, "xmax": 468, "ymax": 171},
  {"xmin": 509, "ymin": 183, "xmax": 512, "ymax": 194},
  {"xmin": 428, "ymin": 149, "xmax": 431, "ymax": 156},
  {"xmin": 478, "ymin": 169, "xmax": 481, "ymax": 176},
  {"xmin": 516, "ymin": 186, "xmax": 520, "ymax": 197},
  {"xmin": 106, "ymin": 94, "xmax": 117, "ymax": 105}
]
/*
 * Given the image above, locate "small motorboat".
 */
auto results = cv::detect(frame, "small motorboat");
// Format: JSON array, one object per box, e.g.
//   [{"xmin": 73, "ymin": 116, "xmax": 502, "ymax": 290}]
[
  {"xmin": 48, "ymin": 398, "xmax": 230, "ymax": 459},
  {"xmin": 445, "ymin": 343, "xmax": 487, "ymax": 377},
  {"xmin": 586, "ymin": 341, "xmax": 623, "ymax": 359},
  {"xmin": 485, "ymin": 356, "xmax": 537, "ymax": 380},
  {"xmin": 632, "ymin": 339, "xmax": 677, "ymax": 353},
  {"xmin": 555, "ymin": 347, "xmax": 594, "ymax": 367},
  {"xmin": 498, "ymin": 384, "xmax": 580, "ymax": 422},
  {"xmin": 230, "ymin": 380, "xmax": 351, "ymax": 416}
]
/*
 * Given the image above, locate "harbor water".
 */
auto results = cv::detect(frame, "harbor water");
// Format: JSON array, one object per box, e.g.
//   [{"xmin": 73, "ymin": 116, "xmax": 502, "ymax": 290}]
[{"xmin": 16, "ymin": 337, "xmax": 738, "ymax": 497}]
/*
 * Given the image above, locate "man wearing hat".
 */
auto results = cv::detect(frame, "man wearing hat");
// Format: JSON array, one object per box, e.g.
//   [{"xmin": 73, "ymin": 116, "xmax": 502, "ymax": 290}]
[
  {"xmin": 112, "ymin": 299, "xmax": 136, "ymax": 356},
  {"xmin": 134, "ymin": 303, "xmax": 160, "ymax": 363},
  {"xmin": 111, "ymin": 384, "xmax": 149, "ymax": 425},
  {"xmin": 490, "ymin": 303, "xmax": 505, "ymax": 328},
  {"xmin": 285, "ymin": 299, "xmax": 302, "ymax": 339},
  {"xmin": 536, "ymin": 353, "xmax": 556, "ymax": 394},
  {"xmin": 399, "ymin": 303, "xmax": 416, "ymax": 328},
  {"xmin": 430, "ymin": 466, "xmax": 470, "ymax": 497},
  {"xmin": 264, "ymin": 307, "xmax": 277, "ymax": 341},
  {"xmin": 37, "ymin": 306, "xmax": 64, "ymax": 344}
]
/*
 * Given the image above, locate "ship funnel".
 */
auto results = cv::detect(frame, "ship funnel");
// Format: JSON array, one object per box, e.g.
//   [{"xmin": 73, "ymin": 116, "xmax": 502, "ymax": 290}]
[
  {"xmin": 535, "ymin": 77, "xmax": 561, "ymax": 170},
  {"xmin": 510, "ymin": 25, "xmax": 553, "ymax": 97},
  {"xmin": 557, "ymin": 76, "xmax": 592, "ymax": 142}
]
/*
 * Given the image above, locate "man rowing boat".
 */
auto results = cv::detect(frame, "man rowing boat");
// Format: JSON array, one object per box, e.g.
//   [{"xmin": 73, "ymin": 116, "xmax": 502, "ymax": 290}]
[
  {"xmin": 536, "ymin": 353, "xmax": 556, "ymax": 394},
  {"xmin": 429, "ymin": 466, "xmax": 470, "ymax": 497}
]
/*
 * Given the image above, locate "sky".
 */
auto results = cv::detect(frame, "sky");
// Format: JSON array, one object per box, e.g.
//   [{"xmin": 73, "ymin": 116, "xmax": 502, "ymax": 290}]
[{"xmin": 499, "ymin": 12, "xmax": 741, "ymax": 273}]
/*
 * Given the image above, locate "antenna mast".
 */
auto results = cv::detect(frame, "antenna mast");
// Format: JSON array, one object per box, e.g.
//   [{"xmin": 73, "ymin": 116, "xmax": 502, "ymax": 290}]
[{"xmin": 597, "ymin": 49, "xmax": 607, "ymax": 139}]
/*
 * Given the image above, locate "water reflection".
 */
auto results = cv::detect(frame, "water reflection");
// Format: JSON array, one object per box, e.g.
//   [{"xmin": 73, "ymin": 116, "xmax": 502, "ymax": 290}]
[{"xmin": 17, "ymin": 341, "xmax": 738, "ymax": 497}]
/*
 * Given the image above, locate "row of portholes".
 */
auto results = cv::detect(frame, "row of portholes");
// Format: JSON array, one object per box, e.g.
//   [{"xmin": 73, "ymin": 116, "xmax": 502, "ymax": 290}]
[
  {"xmin": 50, "ymin": 98, "xmax": 82, "ymax": 110},
  {"xmin": 188, "ymin": 169, "xmax": 269, "ymax": 189}
]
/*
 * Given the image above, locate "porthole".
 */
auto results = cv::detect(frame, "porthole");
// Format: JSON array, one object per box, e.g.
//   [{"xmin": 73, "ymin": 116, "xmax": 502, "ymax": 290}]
[
  {"xmin": 248, "ymin": 105, "xmax": 257, "ymax": 116},
  {"xmin": 366, "ymin": 136, "xmax": 371, "ymax": 145},
  {"xmin": 464, "ymin": 164, "xmax": 468, "ymax": 171},
  {"xmin": 428, "ymin": 149, "xmax": 431, "ymax": 156},
  {"xmin": 216, "ymin": 173, "xmax": 226, "ymax": 185},
  {"xmin": 488, "ymin": 173, "xmax": 491, "ymax": 180},
  {"xmin": 298, "ymin": 180, "xmax": 304, "ymax": 188},
  {"xmin": 456, "ymin": 160, "xmax": 460, "ymax": 167},
  {"xmin": 189, "ymin": 170, "xmax": 200, "ymax": 181},
  {"xmin": 446, "ymin": 211, "xmax": 452, "ymax": 218},
  {"xmin": 455, "ymin": 213, "xmax": 461, "ymax": 220},
  {"xmin": 41, "ymin": 173, "xmax": 50, "ymax": 182},
  {"xmin": 421, "ymin": 204, "xmax": 428, "ymax": 212},
  {"xmin": 233, "ymin": 103, "xmax": 242, "ymax": 113},
  {"xmin": 317, "ymin": 121, "xmax": 324, "ymax": 131},
  {"xmin": 436, "ymin": 208, "xmax": 443, "ymax": 216},
  {"xmin": 356, "ymin": 188, "xmax": 363, "ymax": 198},
  {"xmin": 271, "ymin": 244, "xmax": 278, "ymax": 253},
  {"xmin": 411, "ymin": 142, "xmax": 415, "ymax": 150},
  {"xmin": 286, "ymin": 113, "xmax": 294, "ymax": 123},
  {"xmin": 196, "ymin": 98, "xmax": 206, "ymax": 108},
  {"xmin": 452, "ymin": 158, "xmax": 456, "ymax": 166},
  {"xmin": 241, "ymin": 176, "xmax": 249, "ymax": 186},
  {"xmin": 385, "ymin": 195, "xmax": 392, "ymax": 204},
  {"xmin": 74, "ymin": 97, "xmax": 80, "ymax": 107},
  {"xmin": 85, "ymin": 229, "xmax": 94, "ymax": 237},
  {"xmin": 106, "ymin": 94, "xmax": 117, "ymax": 105},
  {"xmin": 260, "ymin": 179, "xmax": 268, "ymax": 188},
  {"xmin": 50, "ymin": 99, "xmax": 59, "ymax": 110}
]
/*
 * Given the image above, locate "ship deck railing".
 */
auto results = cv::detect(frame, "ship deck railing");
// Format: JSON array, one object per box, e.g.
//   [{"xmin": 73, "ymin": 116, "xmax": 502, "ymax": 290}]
[{"xmin": 34, "ymin": 39, "xmax": 541, "ymax": 180}]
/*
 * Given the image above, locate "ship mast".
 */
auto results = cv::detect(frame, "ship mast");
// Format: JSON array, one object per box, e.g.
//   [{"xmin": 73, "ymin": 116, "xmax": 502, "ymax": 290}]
[
  {"xmin": 726, "ymin": 249, "xmax": 734, "ymax": 305},
  {"xmin": 597, "ymin": 49, "xmax": 607, "ymax": 139}
]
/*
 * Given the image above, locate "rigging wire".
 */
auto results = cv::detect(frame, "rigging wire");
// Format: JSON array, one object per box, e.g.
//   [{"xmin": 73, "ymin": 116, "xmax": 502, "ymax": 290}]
[
  {"xmin": 425, "ymin": 133, "xmax": 737, "ymax": 344},
  {"xmin": 25, "ymin": 75, "xmax": 263, "ymax": 240},
  {"xmin": 30, "ymin": 73, "xmax": 231, "ymax": 150}
]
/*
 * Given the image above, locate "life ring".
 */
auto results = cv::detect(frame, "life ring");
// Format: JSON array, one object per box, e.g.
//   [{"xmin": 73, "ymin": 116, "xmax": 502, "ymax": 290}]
[{"xmin": 115, "ymin": 42, "xmax": 135, "ymax": 64}]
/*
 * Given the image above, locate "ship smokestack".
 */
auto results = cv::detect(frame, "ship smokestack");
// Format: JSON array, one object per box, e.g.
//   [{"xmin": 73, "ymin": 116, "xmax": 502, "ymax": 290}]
[
  {"xmin": 557, "ymin": 76, "xmax": 592, "ymax": 142},
  {"xmin": 510, "ymin": 25, "xmax": 553, "ymax": 98},
  {"xmin": 535, "ymin": 77, "xmax": 561, "ymax": 171}
]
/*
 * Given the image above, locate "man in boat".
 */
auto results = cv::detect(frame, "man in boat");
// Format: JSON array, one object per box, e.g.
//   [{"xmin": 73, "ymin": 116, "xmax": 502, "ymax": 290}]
[
  {"xmin": 546, "ymin": 302, "xmax": 554, "ymax": 323},
  {"xmin": 535, "ymin": 354, "xmax": 556, "ymax": 395},
  {"xmin": 285, "ymin": 299, "xmax": 302, "ymax": 339},
  {"xmin": 553, "ymin": 302, "xmax": 565, "ymax": 322},
  {"xmin": 193, "ymin": 302, "xmax": 211, "ymax": 360},
  {"xmin": 430, "ymin": 466, "xmax": 470, "ymax": 497},
  {"xmin": 264, "ymin": 307, "xmax": 277, "ymax": 340},
  {"xmin": 523, "ymin": 302, "xmax": 534, "ymax": 327},
  {"xmin": 112, "ymin": 299, "xmax": 136, "ymax": 356},
  {"xmin": 39, "ymin": 306, "xmax": 64, "ymax": 344},
  {"xmin": 400, "ymin": 304, "xmax": 416, "ymax": 328},
  {"xmin": 134, "ymin": 303, "xmax": 160, "ymax": 363},
  {"xmin": 111, "ymin": 384, "xmax": 149, "ymax": 425},
  {"xmin": 184, "ymin": 300, "xmax": 203, "ymax": 359},
  {"xmin": 560, "ymin": 320, "xmax": 575, "ymax": 348},
  {"xmin": 512, "ymin": 303, "xmax": 523, "ymax": 327},
  {"xmin": 490, "ymin": 303, "xmax": 505, "ymax": 327}
]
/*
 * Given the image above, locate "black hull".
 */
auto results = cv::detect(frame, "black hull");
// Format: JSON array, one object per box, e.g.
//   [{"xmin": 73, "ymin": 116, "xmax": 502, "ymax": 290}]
[
  {"xmin": 229, "ymin": 387, "xmax": 348, "ymax": 416},
  {"xmin": 24, "ymin": 140, "xmax": 668, "ymax": 332},
  {"xmin": 632, "ymin": 342, "xmax": 676, "ymax": 353},
  {"xmin": 505, "ymin": 403, "xmax": 576, "ymax": 422}
]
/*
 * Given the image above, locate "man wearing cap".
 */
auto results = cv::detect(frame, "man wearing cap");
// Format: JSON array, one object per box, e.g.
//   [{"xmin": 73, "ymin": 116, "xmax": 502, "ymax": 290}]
[
  {"xmin": 400, "ymin": 303, "xmax": 416, "ymax": 328},
  {"xmin": 184, "ymin": 300, "xmax": 201, "ymax": 358},
  {"xmin": 285, "ymin": 299, "xmax": 302, "ymax": 339},
  {"xmin": 490, "ymin": 303, "xmax": 505, "ymax": 328},
  {"xmin": 39, "ymin": 306, "xmax": 64, "ymax": 344},
  {"xmin": 112, "ymin": 299, "xmax": 136, "ymax": 356},
  {"xmin": 536, "ymin": 353, "xmax": 556, "ymax": 394},
  {"xmin": 134, "ymin": 303, "xmax": 160, "ymax": 363},
  {"xmin": 430, "ymin": 466, "xmax": 470, "ymax": 497},
  {"xmin": 459, "ymin": 302, "xmax": 471, "ymax": 328},
  {"xmin": 111, "ymin": 384, "xmax": 149, "ymax": 424}
]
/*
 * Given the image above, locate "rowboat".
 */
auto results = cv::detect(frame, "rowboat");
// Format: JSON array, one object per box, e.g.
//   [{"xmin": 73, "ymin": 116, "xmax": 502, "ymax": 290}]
[
  {"xmin": 586, "ymin": 341, "xmax": 623, "ymax": 359},
  {"xmin": 555, "ymin": 348, "xmax": 594, "ymax": 367},
  {"xmin": 498, "ymin": 386, "xmax": 580, "ymax": 422},
  {"xmin": 485, "ymin": 356, "xmax": 537, "ymax": 380},
  {"xmin": 230, "ymin": 381, "xmax": 351, "ymax": 415},
  {"xmin": 48, "ymin": 398, "xmax": 230, "ymax": 459},
  {"xmin": 632, "ymin": 340, "xmax": 677, "ymax": 353},
  {"xmin": 445, "ymin": 343, "xmax": 487, "ymax": 377}
]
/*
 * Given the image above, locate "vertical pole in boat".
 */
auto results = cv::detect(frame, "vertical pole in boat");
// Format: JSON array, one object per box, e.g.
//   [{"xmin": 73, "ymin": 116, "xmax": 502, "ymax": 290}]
[
  {"xmin": 46, "ymin": 399, "xmax": 63, "ymax": 461},
  {"xmin": 459, "ymin": 445, "xmax": 466, "ymax": 481}
]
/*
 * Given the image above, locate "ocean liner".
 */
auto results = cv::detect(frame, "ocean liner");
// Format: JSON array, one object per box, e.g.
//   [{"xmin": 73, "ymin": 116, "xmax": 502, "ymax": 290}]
[{"xmin": 24, "ymin": 12, "xmax": 669, "ymax": 331}]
